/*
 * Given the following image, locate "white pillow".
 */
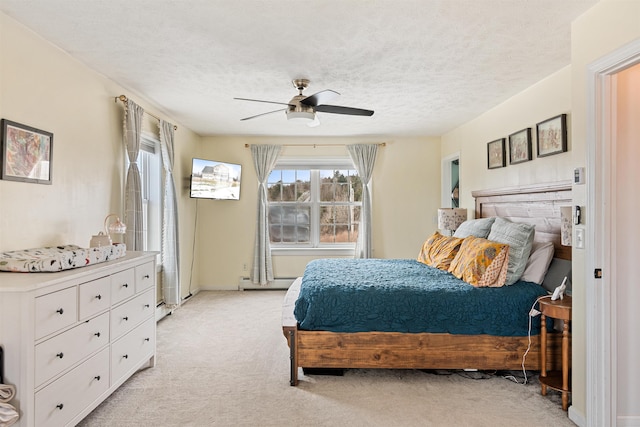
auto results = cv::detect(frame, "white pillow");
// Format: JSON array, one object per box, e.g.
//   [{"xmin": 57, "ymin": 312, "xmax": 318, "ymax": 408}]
[{"xmin": 520, "ymin": 241, "xmax": 554, "ymax": 284}]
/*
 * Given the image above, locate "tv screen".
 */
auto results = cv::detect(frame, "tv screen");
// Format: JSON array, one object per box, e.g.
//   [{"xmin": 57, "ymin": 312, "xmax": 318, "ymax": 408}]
[{"xmin": 190, "ymin": 158, "xmax": 242, "ymax": 200}]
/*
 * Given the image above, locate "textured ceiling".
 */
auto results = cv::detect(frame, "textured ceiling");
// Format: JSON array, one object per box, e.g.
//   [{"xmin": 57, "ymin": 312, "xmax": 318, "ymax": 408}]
[{"xmin": 0, "ymin": 0, "xmax": 598, "ymax": 138}]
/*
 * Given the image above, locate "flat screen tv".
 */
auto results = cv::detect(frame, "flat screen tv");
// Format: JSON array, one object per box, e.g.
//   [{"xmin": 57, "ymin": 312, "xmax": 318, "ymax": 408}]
[{"xmin": 190, "ymin": 158, "xmax": 242, "ymax": 200}]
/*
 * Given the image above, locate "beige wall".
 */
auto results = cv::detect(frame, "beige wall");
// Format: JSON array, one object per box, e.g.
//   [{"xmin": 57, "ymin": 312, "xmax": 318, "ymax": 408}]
[
  {"xmin": 571, "ymin": 0, "xmax": 640, "ymax": 419},
  {"xmin": 0, "ymin": 13, "xmax": 200, "ymax": 299},
  {"xmin": 195, "ymin": 135, "xmax": 441, "ymax": 289},
  {"xmin": 441, "ymin": 66, "xmax": 574, "ymax": 211}
]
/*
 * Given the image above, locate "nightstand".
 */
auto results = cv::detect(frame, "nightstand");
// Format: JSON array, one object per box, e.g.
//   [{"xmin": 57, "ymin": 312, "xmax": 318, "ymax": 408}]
[{"xmin": 539, "ymin": 295, "xmax": 572, "ymax": 411}]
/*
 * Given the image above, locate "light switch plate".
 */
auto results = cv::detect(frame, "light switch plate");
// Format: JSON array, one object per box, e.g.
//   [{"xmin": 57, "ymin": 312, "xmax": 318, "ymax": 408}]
[{"xmin": 575, "ymin": 228, "xmax": 585, "ymax": 249}]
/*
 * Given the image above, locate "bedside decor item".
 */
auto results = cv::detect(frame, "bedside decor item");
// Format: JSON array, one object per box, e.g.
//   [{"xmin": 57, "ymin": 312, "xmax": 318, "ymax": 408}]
[
  {"xmin": 90, "ymin": 213, "xmax": 127, "ymax": 248},
  {"xmin": 1, "ymin": 119, "xmax": 53, "ymax": 184},
  {"xmin": 536, "ymin": 114, "xmax": 567, "ymax": 157},
  {"xmin": 437, "ymin": 208, "xmax": 467, "ymax": 235},
  {"xmin": 508, "ymin": 128, "xmax": 532, "ymax": 165},
  {"xmin": 560, "ymin": 206, "xmax": 572, "ymax": 246},
  {"xmin": 487, "ymin": 138, "xmax": 506, "ymax": 169}
]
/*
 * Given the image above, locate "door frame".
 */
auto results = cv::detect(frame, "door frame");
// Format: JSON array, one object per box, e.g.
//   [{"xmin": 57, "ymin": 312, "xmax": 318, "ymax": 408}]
[
  {"xmin": 441, "ymin": 152, "xmax": 460, "ymax": 209},
  {"xmin": 586, "ymin": 37, "xmax": 640, "ymax": 427}
]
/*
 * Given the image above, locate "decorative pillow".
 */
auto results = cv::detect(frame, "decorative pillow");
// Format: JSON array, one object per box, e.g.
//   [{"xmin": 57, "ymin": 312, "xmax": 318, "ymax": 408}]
[
  {"xmin": 520, "ymin": 241, "xmax": 555, "ymax": 284},
  {"xmin": 487, "ymin": 217, "xmax": 535, "ymax": 286},
  {"xmin": 448, "ymin": 236, "xmax": 510, "ymax": 287},
  {"xmin": 453, "ymin": 217, "xmax": 496, "ymax": 239},
  {"xmin": 417, "ymin": 232, "xmax": 464, "ymax": 270}
]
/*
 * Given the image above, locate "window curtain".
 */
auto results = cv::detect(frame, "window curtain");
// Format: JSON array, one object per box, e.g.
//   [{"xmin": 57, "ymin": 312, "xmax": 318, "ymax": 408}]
[
  {"xmin": 250, "ymin": 144, "xmax": 282, "ymax": 286},
  {"xmin": 159, "ymin": 120, "xmax": 180, "ymax": 307},
  {"xmin": 347, "ymin": 144, "xmax": 378, "ymax": 258},
  {"xmin": 123, "ymin": 99, "xmax": 144, "ymax": 250}
]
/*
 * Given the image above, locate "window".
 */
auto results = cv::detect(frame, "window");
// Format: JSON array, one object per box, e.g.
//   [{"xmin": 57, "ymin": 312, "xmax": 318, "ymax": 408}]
[
  {"xmin": 267, "ymin": 159, "xmax": 362, "ymax": 254},
  {"xmin": 137, "ymin": 133, "xmax": 162, "ymax": 253}
]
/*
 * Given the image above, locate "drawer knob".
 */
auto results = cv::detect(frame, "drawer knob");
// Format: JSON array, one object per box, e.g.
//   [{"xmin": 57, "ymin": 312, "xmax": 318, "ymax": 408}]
[
  {"xmin": 56, "ymin": 404, "xmax": 64, "ymax": 410},
  {"xmin": 56, "ymin": 308, "xmax": 64, "ymax": 315},
  {"xmin": 144, "ymin": 338, "xmax": 150, "ymax": 342},
  {"xmin": 56, "ymin": 352, "xmax": 64, "ymax": 359},
  {"xmin": 123, "ymin": 283, "xmax": 129, "ymax": 288},
  {"xmin": 123, "ymin": 316, "xmax": 129, "ymax": 321},
  {"xmin": 122, "ymin": 354, "xmax": 129, "ymax": 359},
  {"xmin": 94, "ymin": 332, "xmax": 101, "ymax": 337},
  {"xmin": 144, "ymin": 274, "xmax": 150, "ymax": 279},
  {"xmin": 144, "ymin": 304, "xmax": 150, "ymax": 308},
  {"xmin": 94, "ymin": 375, "xmax": 101, "ymax": 381},
  {"xmin": 96, "ymin": 294, "xmax": 102, "ymax": 300}
]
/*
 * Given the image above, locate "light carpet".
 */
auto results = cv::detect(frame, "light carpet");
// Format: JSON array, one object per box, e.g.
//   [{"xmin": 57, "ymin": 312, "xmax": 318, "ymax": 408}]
[{"xmin": 78, "ymin": 290, "xmax": 575, "ymax": 427}]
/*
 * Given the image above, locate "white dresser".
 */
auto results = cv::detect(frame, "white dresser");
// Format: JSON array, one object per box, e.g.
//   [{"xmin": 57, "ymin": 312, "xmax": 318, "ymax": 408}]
[{"xmin": 0, "ymin": 251, "xmax": 157, "ymax": 427}]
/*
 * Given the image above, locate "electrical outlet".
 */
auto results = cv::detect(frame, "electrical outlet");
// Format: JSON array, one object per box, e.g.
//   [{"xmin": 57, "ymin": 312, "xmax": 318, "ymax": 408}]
[{"xmin": 242, "ymin": 263, "xmax": 247, "ymax": 271}]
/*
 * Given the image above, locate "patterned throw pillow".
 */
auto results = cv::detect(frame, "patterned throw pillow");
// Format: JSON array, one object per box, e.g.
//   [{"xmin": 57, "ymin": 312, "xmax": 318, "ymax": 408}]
[
  {"xmin": 417, "ymin": 232, "xmax": 464, "ymax": 270},
  {"xmin": 448, "ymin": 236, "xmax": 510, "ymax": 287}
]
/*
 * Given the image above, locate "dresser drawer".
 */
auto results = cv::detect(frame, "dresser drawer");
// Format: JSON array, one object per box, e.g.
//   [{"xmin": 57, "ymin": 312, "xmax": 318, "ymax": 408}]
[
  {"xmin": 35, "ymin": 347, "xmax": 109, "ymax": 427},
  {"xmin": 135, "ymin": 261, "xmax": 155, "ymax": 292},
  {"xmin": 35, "ymin": 286, "xmax": 77, "ymax": 340},
  {"xmin": 110, "ymin": 288, "xmax": 154, "ymax": 339},
  {"xmin": 78, "ymin": 276, "xmax": 111, "ymax": 320},
  {"xmin": 111, "ymin": 317, "xmax": 155, "ymax": 384},
  {"xmin": 35, "ymin": 312, "xmax": 109, "ymax": 387},
  {"xmin": 111, "ymin": 267, "xmax": 135, "ymax": 304}
]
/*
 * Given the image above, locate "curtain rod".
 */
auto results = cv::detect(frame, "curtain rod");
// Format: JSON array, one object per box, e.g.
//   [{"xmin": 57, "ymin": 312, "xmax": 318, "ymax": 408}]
[
  {"xmin": 244, "ymin": 142, "xmax": 386, "ymax": 148},
  {"xmin": 115, "ymin": 95, "xmax": 178, "ymax": 131}
]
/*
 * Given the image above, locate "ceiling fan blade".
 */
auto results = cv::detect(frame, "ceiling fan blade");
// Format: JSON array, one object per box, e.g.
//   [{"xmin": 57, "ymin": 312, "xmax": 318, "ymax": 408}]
[
  {"xmin": 234, "ymin": 97, "xmax": 293, "ymax": 107},
  {"xmin": 300, "ymin": 89, "xmax": 340, "ymax": 107},
  {"xmin": 314, "ymin": 105, "xmax": 374, "ymax": 116},
  {"xmin": 240, "ymin": 108, "xmax": 286, "ymax": 121}
]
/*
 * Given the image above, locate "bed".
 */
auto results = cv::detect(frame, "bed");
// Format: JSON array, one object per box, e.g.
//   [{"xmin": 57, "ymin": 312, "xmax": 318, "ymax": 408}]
[{"xmin": 282, "ymin": 181, "xmax": 572, "ymax": 386}]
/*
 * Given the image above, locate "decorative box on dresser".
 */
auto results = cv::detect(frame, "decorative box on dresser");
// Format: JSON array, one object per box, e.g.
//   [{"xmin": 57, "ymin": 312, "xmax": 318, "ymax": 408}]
[{"xmin": 0, "ymin": 251, "xmax": 157, "ymax": 427}]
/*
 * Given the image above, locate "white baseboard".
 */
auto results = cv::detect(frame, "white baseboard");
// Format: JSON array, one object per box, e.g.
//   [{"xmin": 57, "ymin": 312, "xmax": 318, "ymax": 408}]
[
  {"xmin": 238, "ymin": 277, "xmax": 298, "ymax": 290},
  {"xmin": 568, "ymin": 405, "xmax": 585, "ymax": 427}
]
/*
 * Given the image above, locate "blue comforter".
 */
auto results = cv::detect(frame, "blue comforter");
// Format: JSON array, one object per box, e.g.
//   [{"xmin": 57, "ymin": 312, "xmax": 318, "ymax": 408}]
[{"xmin": 294, "ymin": 258, "xmax": 547, "ymax": 336}]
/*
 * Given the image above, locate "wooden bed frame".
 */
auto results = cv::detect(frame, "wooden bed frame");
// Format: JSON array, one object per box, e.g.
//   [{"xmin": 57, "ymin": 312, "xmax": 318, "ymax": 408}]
[{"xmin": 282, "ymin": 181, "xmax": 572, "ymax": 386}]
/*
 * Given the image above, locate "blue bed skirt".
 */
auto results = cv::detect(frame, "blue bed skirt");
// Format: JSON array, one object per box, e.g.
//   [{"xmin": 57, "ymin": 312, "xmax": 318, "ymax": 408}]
[{"xmin": 294, "ymin": 258, "xmax": 547, "ymax": 336}]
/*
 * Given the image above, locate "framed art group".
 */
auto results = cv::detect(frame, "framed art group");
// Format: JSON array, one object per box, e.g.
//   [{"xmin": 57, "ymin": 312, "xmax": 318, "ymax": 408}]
[
  {"xmin": 1, "ymin": 119, "xmax": 53, "ymax": 184},
  {"xmin": 487, "ymin": 114, "xmax": 567, "ymax": 169}
]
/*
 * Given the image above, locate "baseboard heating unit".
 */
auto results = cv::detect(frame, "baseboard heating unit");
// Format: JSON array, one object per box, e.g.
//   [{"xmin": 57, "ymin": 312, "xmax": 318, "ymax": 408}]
[{"xmin": 238, "ymin": 277, "xmax": 297, "ymax": 290}]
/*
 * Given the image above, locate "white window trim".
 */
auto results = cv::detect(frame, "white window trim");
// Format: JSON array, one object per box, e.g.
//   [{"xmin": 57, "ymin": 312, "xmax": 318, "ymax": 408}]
[{"xmin": 270, "ymin": 157, "xmax": 358, "ymax": 256}]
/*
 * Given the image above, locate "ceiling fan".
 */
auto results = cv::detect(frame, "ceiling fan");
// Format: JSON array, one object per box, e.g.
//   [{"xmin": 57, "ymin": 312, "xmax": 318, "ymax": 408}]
[{"xmin": 234, "ymin": 79, "xmax": 374, "ymax": 127}]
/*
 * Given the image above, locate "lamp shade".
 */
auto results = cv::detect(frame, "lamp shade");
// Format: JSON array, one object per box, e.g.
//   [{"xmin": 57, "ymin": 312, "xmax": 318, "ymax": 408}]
[
  {"xmin": 560, "ymin": 206, "xmax": 572, "ymax": 246},
  {"xmin": 438, "ymin": 208, "xmax": 467, "ymax": 232}
]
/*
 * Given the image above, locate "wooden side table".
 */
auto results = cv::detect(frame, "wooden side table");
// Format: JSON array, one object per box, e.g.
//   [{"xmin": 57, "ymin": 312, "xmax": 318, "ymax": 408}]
[{"xmin": 539, "ymin": 295, "xmax": 572, "ymax": 411}]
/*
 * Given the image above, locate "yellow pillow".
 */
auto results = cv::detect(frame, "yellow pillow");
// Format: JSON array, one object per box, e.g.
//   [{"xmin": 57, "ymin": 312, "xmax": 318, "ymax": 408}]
[
  {"xmin": 448, "ymin": 236, "xmax": 510, "ymax": 287},
  {"xmin": 417, "ymin": 232, "xmax": 464, "ymax": 270}
]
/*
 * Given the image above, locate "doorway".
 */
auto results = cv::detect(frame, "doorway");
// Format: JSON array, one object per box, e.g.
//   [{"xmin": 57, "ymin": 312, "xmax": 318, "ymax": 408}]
[
  {"xmin": 587, "ymin": 40, "xmax": 640, "ymax": 426},
  {"xmin": 441, "ymin": 152, "xmax": 460, "ymax": 209}
]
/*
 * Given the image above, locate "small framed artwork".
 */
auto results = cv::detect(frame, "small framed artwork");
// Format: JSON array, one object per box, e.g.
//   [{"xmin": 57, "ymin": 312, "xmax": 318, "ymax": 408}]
[
  {"xmin": 487, "ymin": 138, "xmax": 506, "ymax": 169},
  {"xmin": 508, "ymin": 128, "xmax": 532, "ymax": 165},
  {"xmin": 1, "ymin": 119, "xmax": 53, "ymax": 184},
  {"xmin": 536, "ymin": 114, "xmax": 567, "ymax": 157}
]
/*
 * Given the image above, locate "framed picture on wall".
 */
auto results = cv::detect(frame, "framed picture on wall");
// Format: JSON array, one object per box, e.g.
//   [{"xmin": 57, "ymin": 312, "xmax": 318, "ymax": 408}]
[
  {"xmin": 536, "ymin": 114, "xmax": 567, "ymax": 157},
  {"xmin": 487, "ymin": 138, "xmax": 506, "ymax": 169},
  {"xmin": 1, "ymin": 119, "xmax": 53, "ymax": 184},
  {"xmin": 508, "ymin": 128, "xmax": 532, "ymax": 165}
]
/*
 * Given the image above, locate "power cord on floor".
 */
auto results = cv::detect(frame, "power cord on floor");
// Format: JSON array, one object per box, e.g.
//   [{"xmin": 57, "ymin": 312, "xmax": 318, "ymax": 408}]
[{"xmin": 505, "ymin": 295, "xmax": 551, "ymax": 385}]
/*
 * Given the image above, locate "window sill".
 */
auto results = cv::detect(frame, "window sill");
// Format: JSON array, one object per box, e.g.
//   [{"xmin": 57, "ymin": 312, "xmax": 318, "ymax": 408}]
[{"xmin": 271, "ymin": 247, "xmax": 355, "ymax": 257}]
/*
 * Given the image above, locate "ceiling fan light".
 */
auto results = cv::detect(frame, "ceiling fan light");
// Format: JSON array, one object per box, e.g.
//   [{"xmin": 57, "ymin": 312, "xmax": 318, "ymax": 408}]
[{"xmin": 286, "ymin": 111, "xmax": 316, "ymax": 122}]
